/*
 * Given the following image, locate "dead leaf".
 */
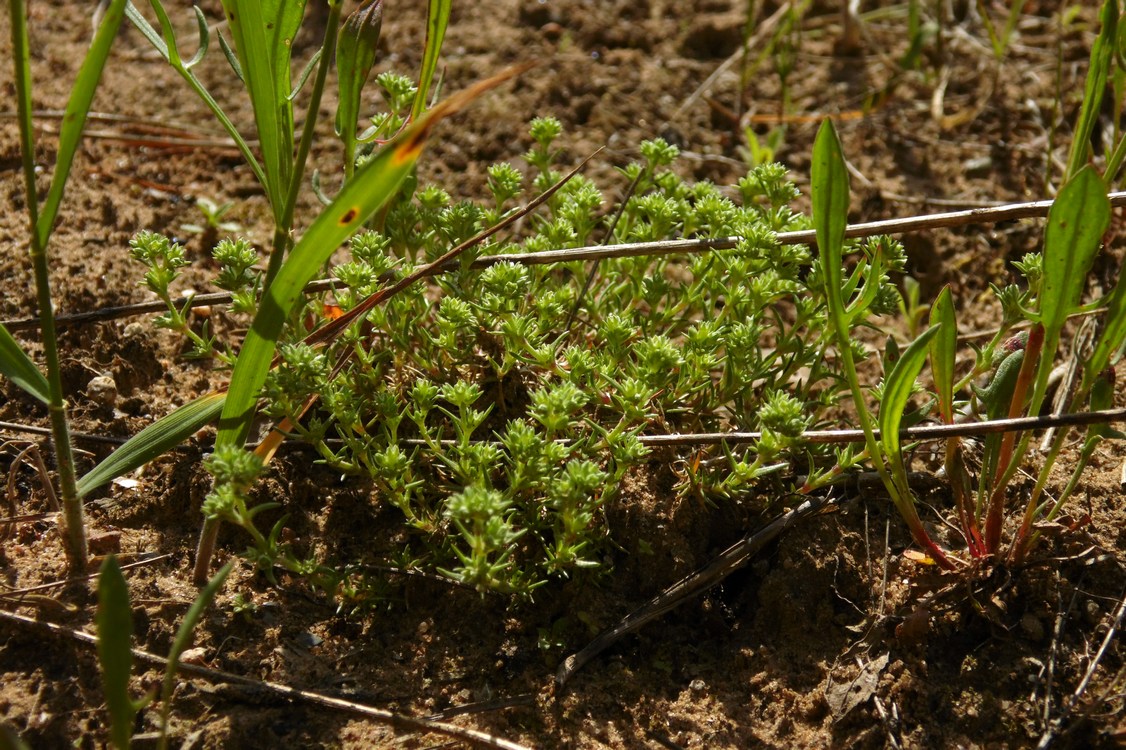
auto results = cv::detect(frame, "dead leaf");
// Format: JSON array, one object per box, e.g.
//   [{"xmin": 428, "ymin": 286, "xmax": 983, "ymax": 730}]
[{"xmin": 827, "ymin": 653, "xmax": 890, "ymax": 721}]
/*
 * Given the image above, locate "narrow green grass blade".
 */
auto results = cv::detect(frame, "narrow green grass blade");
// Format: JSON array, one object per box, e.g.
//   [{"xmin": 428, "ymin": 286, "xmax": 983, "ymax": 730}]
[
  {"xmin": 217, "ymin": 68, "xmax": 527, "ymax": 448},
  {"xmin": 125, "ymin": 2, "xmax": 168, "ymax": 57},
  {"xmin": 216, "ymin": 133, "xmax": 424, "ymax": 446},
  {"xmin": 96, "ymin": 556, "xmax": 136, "ymax": 750},
  {"xmin": 144, "ymin": 0, "xmax": 181, "ymax": 66},
  {"xmin": 811, "ymin": 120, "xmax": 849, "ymax": 306},
  {"xmin": 1083, "ymin": 270, "xmax": 1126, "ymax": 392},
  {"xmin": 158, "ymin": 561, "xmax": 233, "ymax": 750},
  {"xmin": 0, "ymin": 323, "xmax": 49, "ymax": 404},
  {"xmin": 262, "ymin": 0, "xmax": 304, "ymax": 142},
  {"xmin": 412, "ymin": 0, "xmax": 452, "ymax": 120},
  {"xmin": 34, "ymin": 0, "xmax": 127, "ymax": 249},
  {"xmin": 928, "ymin": 286, "xmax": 957, "ymax": 424},
  {"xmin": 879, "ymin": 324, "xmax": 940, "ymax": 465},
  {"xmin": 218, "ymin": 0, "xmax": 288, "ymax": 214},
  {"xmin": 1066, "ymin": 0, "xmax": 1117, "ymax": 180},
  {"xmin": 77, "ymin": 392, "xmax": 226, "ymax": 497}
]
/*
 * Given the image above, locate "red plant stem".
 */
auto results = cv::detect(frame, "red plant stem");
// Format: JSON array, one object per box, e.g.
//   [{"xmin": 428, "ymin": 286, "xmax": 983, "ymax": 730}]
[
  {"xmin": 948, "ymin": 438, "xmax": 985, "ymax": 557},
  {"xmin": 984, "ymin": 323, "xmax": 1044, "ymax": 552}
]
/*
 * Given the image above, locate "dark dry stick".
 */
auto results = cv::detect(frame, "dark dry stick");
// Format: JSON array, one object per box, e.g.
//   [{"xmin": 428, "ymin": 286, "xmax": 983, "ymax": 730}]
[
  {"xmin": 0, "ymin": 608, "xmax": 533, "ymax": 750},
  {"xmin": 6, "ymin": 191, "xmax": 1124, "ymax": 333},
  {"xmin": 473, "ymin": 191, "xmax": 1126, "ymax": 268},
  {"xmin": 4, "ymin": 407, "xmax": 1126, "ymax": 452},
  {"xmin": 556, "ymin": 493, "xmax": 838, "ymax": 688}
]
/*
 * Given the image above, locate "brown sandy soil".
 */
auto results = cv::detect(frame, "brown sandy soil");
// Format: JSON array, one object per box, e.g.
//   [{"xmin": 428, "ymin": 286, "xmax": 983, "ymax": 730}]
[{"xmin": 1, "ymin": 1, "xmax": 1124, "ymax": 748}]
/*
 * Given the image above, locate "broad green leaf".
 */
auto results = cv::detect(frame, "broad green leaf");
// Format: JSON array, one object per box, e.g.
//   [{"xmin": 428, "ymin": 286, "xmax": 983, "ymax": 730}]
[
  {"xmin": 96, "ymin": 556, "xmax": 136, "ymax": 750},
  {"xmin": 928, "ymin": 286, "xmax": 957, "ymax": 424},
  {"xmin": 879, "ymin": 324, "xmax": 940, "ymax": 479},
  {"xmin": 77, "ymin": 392, "xmax": 226, "ymax": 497},
  {"xmin": 1039, "ymin": 167, "xmax": 1110, "ymax": 354},
  {"xmin": 0, "ymin": 324, "xmax": 49, "ymax": 404},
  {"xmin": 413, "ymin": 0, "xmax": 451, "ymax": 120},
  {"xmin": 159, "ymin": 561, "xmax": 233, "ymax": 748},
  {"xmin": 35, "ymin": 0, "xmax": 127, "ymax": 249},
  {"xmin": 217, "ymin": 67, "xmax": 527, "ymax": 449},
  {"xmin": 1066, "ymin": 0, "xmax": 1117, "ymax": 180}
]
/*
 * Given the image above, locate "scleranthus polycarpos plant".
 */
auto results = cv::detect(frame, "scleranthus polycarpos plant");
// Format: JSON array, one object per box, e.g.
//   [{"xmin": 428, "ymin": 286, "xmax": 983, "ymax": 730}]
[{"xmin": 134, "ymin": 104, "xmax": 917, "ymax": 601}]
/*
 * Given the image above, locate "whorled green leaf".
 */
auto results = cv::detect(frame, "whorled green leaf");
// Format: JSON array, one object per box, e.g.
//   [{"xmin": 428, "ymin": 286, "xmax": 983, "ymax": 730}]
[
  {"xmin": 879, "ymin": 324, "xmax": 940, "ymax": 472},
  {"xmin": 158, "ymin": 561, "xmax": 233, "ymax": 749},
  {"xmin": 77, "ymin": 392, "xmax": 226, "ymax": 497},
  {"xmin": 217, "ymin": 67, "xmax": 527, "ymax": 449},
  {"xmin": 928, "ymin": 286, "xmax": 957, "ymax": 424},
  {"xmin": 412, "ymin": 0, "xmax": 451, "ymax": 120},
  {"xmin": 336, "ymin": 0, "xmax": 382, "ymax": 143},
  {"xmin": 96, "ymin": 556, "xmax": 136, "ymax": 750},
  {"xmin": 0, "ymin": 324, "xmax": 49, "ymax": 404},
  {"xmin": 1066, "ymin": 0, "xmax": 1118, "ymax": 181},
  {"xmin": 124, "ymin": 1, "xmax": 266, "ymax": 191},
  {"xmin": 35, "ymin": 0, "xmax": 128, "ymax": 250}
]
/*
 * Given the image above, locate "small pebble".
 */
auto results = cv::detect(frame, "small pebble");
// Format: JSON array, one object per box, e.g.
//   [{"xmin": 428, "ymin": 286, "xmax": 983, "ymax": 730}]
[
  {"xmin": 1084, "ymin": 599, "xmax": 1102, "ymax": 626},
  {"xmin": 1020, "ymin": 612, "xmax": 1045, "ymax": 642},
  {"xmin": 86, "ymin": 375, "xmax": 118, "ymax": 409},
  {"xmin": 88, "ymin": 529, "xmax": 121, "ymax": 555}
]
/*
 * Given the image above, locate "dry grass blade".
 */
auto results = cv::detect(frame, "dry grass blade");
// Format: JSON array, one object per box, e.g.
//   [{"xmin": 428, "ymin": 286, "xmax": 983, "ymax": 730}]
[{"xmin": 0, "ymin": 608, "xmax": 534, "ymax": 750}]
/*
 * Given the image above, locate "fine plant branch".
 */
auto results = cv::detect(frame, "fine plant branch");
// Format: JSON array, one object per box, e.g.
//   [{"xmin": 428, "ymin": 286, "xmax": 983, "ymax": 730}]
[
  {"xmin": 0, "ymin": 608, "xmax": 533, "ymax": 750},
  {"xmin": 123, "ymin": 1, "xmax": 268, "ymax": 190},
  {"xmin": 6, "ymin": 190, "xmax": 1125, "ymax": 335}
]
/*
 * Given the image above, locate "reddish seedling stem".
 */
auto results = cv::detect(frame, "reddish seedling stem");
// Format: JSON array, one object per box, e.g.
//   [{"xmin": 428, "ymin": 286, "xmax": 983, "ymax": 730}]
[{"xmin": 984, "ymin": 323, "xmax": 1044, "ymax": 551}]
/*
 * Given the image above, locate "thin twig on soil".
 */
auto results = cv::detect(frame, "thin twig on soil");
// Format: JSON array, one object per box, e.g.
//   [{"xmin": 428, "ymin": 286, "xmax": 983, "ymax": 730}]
[
  {"xmin": 0, "ymin": 608, "xmax": 534, "ymax": 750},
  {"xmin": 0, "ymin": 553, "xmax": 172, "ymax": 599},
  {"xmin": 1035, "ymin": 584, "xmax": 1126, "ymax": 749},
  {"xmin": 3, "ymin": 407, "xmax": 1126, "ymax": 451},
  {"xmin": 556, "ymin": 492, "xmax": 840, "ymax": 688}
]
